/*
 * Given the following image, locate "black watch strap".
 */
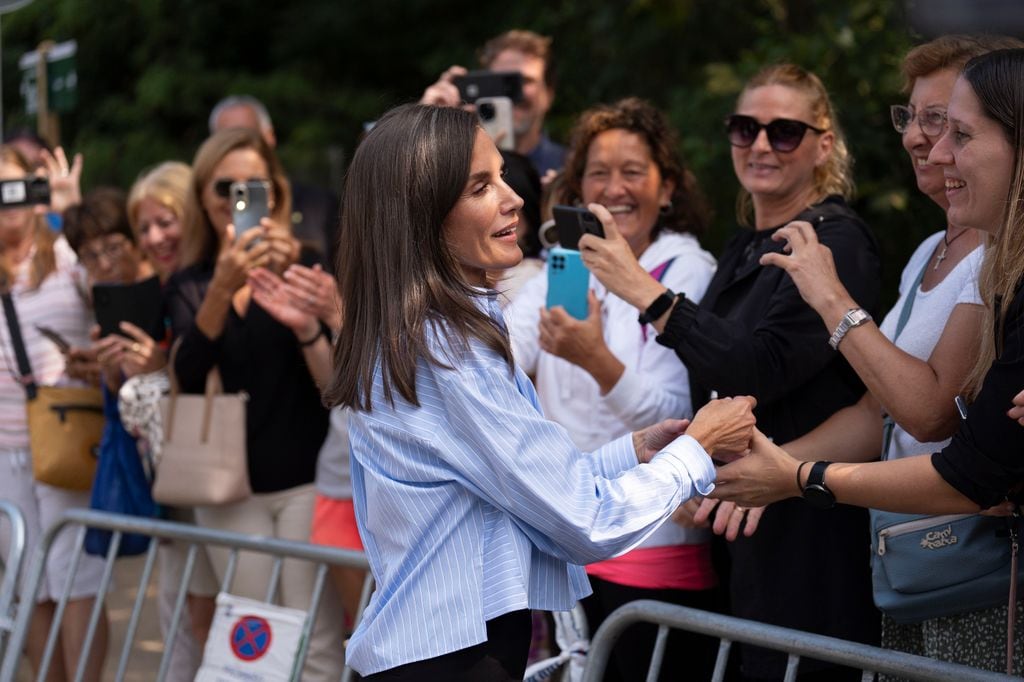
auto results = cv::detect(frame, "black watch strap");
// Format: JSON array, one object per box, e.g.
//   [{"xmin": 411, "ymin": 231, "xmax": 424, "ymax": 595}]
[
  {"xmin": 802, "ymin": 460, "xmax": 836, "ymax": 509},
  {"xmin": 638, "ymin": 289, "xmax": 676, "ymax": 326}
]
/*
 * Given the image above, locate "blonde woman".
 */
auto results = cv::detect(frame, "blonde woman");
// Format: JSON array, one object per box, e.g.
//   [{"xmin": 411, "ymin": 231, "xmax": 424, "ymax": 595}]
[
  {"xmin": 581, "ymin": 65, "xmax": 882, "ymax": 679},
  {"xmin": 164, "ymin": 129, "xmax": 343, "ymax": 680}
]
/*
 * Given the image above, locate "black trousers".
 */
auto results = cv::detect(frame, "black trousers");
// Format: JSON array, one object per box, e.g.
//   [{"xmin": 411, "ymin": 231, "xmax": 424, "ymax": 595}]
[{"xmin": 361, "ymin": 609, "xmax": 532, "ymax": 681}]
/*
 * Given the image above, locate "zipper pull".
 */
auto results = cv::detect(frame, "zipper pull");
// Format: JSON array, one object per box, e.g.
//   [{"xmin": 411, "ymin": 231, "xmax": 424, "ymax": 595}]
[{"xmin": 877, "ymin": 532, "xmax": 887, "ymax": 556}]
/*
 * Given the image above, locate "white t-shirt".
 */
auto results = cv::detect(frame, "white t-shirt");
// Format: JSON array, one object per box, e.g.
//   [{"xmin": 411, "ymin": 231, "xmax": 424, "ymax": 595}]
[
  {"xmin": 507, "ymin": 231, "xmax": 716, "ymax": 548},
  {"xmin": 0, "ymin": 238, "xmax": 94, "ymax": 451},
  {"xmin": 877, "ymin": 231, "xmax": 984, "ymax": 461}
]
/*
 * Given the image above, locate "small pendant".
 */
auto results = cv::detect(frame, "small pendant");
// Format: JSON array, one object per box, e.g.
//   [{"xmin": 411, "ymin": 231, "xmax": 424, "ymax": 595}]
[{"xmin": 934, "ymin": 245, "xmax": 947, "ymax": 270}]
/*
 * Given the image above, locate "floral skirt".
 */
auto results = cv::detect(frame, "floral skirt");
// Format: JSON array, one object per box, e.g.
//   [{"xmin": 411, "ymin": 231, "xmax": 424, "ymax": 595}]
[{"xmin": 879, "ymin": 601, "xmax": 1024, "ymax": 680}]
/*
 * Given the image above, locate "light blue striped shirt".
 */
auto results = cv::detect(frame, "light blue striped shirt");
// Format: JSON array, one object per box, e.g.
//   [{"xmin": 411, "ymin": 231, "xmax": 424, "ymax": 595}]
[{"xmin": 345, "ymin": 294, "xmax": 717, "ymax": 675}]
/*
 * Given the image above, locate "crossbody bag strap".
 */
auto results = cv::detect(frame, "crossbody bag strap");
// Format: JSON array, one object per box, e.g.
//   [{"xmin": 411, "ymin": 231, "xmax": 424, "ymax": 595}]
[
  {"xmin": 881, "ymin": 259, "xmax": 929, "ymax": 460},
  {"xmin": 1, "ymin": 292, "xmax": 38, "ymax": 399}
]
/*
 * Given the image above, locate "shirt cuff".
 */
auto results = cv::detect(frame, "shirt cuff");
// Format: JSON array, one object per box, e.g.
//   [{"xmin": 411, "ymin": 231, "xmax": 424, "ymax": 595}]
[
  {"xmin": 655, "ymin": 294, "xmax": 699, "ymax": 350},
  {"xmin": 653, "ymin": 434, "xmax": 716, "ymax": 496}
]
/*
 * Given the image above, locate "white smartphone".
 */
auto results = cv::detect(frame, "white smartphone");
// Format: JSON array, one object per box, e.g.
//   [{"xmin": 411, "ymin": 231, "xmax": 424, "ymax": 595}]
[
  {"xmin": 477, "ymin": 96, "xmax": 515, "ymax": 151},
  {"xmin": 230, "ymin": 180, "xmax": 270, "ymax": 237}
]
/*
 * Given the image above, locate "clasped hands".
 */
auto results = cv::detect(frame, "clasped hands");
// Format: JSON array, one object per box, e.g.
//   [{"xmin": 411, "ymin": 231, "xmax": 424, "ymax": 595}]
[
  {"xmin": 632, "ymin": 397, "xmax": 808, "ymax": 542},
  {"xmin": 632, "ymin": 395, "xmax": 757, "ymax": 466}
]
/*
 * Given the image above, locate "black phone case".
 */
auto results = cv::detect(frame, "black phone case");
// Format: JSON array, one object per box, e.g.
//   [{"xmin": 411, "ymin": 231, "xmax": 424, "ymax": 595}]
[
  {"xmin": 552, "ymin": 206, "xmax": 605, "ymax": 251},
  {"xmin": 92, "ymin": 276, "xmax": 164, "ymax": 341},
  {"xmin": 453, "ymin": 70, "xmax": 524, "ymax": 103}
]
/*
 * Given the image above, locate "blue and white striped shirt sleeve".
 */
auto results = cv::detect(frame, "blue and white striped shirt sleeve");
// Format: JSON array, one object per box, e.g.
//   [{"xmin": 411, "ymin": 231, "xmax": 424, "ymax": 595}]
[{"xmin": 428, "ymin": 345, "xmax": 716, "ymax": 565}]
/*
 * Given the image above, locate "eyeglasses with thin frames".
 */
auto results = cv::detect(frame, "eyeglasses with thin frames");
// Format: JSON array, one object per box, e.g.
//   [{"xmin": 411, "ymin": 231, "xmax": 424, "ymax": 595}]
[
  {"xmin": 79, "ymin": 235, "xmax": 131, "ymax": 268},
  {"xmin": 890, "ymin": 104, "xmax": 947, "ymax": 137}
]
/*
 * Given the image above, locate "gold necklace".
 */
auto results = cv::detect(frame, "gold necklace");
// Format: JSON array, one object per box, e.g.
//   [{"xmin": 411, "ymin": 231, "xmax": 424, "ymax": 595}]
[{"xmin": 934, "ymin": 228, "xmax": 969, "ymax": 270}]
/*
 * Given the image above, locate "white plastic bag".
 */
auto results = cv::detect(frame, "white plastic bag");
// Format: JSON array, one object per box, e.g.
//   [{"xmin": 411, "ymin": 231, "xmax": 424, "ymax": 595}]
[{"xmin": 195, "ymin": 592, "xmax": 307, "ymax": 682}]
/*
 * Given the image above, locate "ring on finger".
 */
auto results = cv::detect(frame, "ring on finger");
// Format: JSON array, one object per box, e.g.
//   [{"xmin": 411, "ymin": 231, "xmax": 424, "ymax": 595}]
[{"xmin": 131, "ymin": 342, "xmax": 142, "ymax": 354}]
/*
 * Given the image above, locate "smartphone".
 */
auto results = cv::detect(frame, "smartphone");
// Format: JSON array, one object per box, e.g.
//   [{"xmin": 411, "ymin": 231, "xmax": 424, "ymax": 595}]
[
  {"xmin": 230, "ymin": 180, "xmax": 270, "ymax": 237},
  {"xmin": 477, "ymin": 96, "xmax": 515, "ymax": 151},
  {"xmin": 552, "ymin": 205, "xmax": 605, "ymax": 251},
  {"xmin": 454, "ymin": 70, "xmax": 524, "ymax": 104},
  {"xmin": 35, "ymin": 325, "xmax": 71, "ymax": 353},
  {"xmin": 546, "ymin": 247, "xmax": 591, "ymax": 320},
  {"xmin": 0, "ymin": 177, "xmax": 50, "ymax": 209},
  {"xmin": 92, "ymin": 275, "xmax": 164, "ymax": 340}
]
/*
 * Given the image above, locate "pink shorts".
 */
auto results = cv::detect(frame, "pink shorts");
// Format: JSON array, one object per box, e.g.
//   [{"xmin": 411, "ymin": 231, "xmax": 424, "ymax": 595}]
[{"xmin": 310, "ymin": 494, "xmax": 364, "ymax": 551}]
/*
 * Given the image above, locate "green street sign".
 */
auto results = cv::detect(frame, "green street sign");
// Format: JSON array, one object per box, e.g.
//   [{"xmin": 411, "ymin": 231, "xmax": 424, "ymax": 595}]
[{"xmin": 19, "ymin": 40, "xmax": 77, "ymax": 114}]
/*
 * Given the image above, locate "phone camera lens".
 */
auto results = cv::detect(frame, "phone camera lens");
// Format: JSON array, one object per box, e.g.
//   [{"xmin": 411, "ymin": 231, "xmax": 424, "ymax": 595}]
[{"xmin": 478, "ymin": 103, "xmax": 496, "ymax": 121}]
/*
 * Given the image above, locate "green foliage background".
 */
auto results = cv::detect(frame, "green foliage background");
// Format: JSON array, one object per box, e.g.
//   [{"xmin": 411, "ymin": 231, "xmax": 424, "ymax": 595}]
[{"xmin": 2, "ymin": 0, "xmax": 941, "ymax": 307}]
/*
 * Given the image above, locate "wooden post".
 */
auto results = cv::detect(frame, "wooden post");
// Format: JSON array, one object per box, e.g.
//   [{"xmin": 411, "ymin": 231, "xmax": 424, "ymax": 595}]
[{"xmin": 34, "ymin": 40, "xmax": 59, "ymax": 147}]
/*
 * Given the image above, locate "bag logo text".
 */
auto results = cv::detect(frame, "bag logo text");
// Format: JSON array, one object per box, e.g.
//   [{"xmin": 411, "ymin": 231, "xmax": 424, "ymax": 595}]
[{"xmin": 920, "ymin": 525, "xmax": 958, "ymax": 550}]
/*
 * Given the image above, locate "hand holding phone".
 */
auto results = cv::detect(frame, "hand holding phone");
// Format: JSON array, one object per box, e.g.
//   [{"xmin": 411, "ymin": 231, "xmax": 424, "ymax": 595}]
[
  {"xmin": 0, "ymin": 177, "xmax": 50, "ymax": 209},
  {"xmin": 546, "ymin": 247, "xmax": 591, "ymax": 320},
  {"xmin": 230, "ymin": 181, "xmax": 270, "ymax": 238},
  {"xmin": 92, "ymin": 276, "xmax": 164, "ymax": 340},
  {"xmin": 552, "ymin": 206, "xmax": 606, "ymax": 251}
]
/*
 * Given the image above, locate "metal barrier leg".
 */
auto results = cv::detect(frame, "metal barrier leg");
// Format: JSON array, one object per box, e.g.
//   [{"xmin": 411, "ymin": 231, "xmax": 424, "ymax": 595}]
[
  {"xmin": 0, "ymin": 501, "xmax": 27, "ymax": 667},
  {"xmin": 291, "ymin": 562, "xmax": 328, "ymax": 681},
  {"xmin": 156, "ymin": 542, "xmax": 201, "ymax": 682},
  {"xmin": 113, "ymin": 540, "xmax": 159, "ymax": 681},
  {"xmin": 264, "ymin": 557, "xmax": 284, "ymax": 605},
  {"xmin": 644, "ymin": 624, "xmax": 669, "ymax": 682},
  {"xmin": 37, "ymin": 524, "xmax": 88, "ymax": 681},
  {"xmin": 783, "ymin": 653, "xmax": 801, "ymax": 682},
  {"xmin": 710, "ymin": 639, "xmax": 732, "ymax": 682},
  {"xmin": 70, "ymin": 530, "xmax": 120, "ymax": 682}
]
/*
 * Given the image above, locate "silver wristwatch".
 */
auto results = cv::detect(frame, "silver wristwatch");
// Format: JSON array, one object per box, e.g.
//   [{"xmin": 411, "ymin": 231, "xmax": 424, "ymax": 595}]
[{"xmin": 828, "ymin": 308, "xmax": 872, "ymax": 350}]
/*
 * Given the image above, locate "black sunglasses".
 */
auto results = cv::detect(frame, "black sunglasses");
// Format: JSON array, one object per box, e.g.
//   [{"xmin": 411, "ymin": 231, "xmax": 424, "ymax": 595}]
[
  {"xmin": 725, "ymin": 114, "xmax": 827, "ymax": 153},
  {"xmin": 212, "ymin": 178, "xmax": 270, "ymax": 198}
]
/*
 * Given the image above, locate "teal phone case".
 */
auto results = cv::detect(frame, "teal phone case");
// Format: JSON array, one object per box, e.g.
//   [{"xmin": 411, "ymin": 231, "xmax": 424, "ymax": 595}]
[{"xmin": 546, "ymin": 247, "xmax": 590, "ymax": 320}]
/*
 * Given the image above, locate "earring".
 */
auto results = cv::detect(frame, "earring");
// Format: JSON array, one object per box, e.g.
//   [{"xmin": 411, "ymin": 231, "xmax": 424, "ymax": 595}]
[{"xmin": 659, "ymin": 201, "xmax": 673, "ymax": 217}]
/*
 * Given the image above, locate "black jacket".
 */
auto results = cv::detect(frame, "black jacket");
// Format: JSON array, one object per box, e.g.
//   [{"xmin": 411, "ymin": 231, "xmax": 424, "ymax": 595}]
[
  {"xmin": 164, "ymin": 254, "xmax": 328, "ymax": 494},
  {"xmin": 658, "ymin": 195, "xmax": 882, "ymax": 676},
  {"xmin": 934, "ymin": 282, "xmax": 1024, "ymax": 508}
]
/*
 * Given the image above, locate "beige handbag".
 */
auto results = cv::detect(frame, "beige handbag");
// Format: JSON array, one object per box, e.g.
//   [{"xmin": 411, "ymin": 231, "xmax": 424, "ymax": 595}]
[{"xmin": 152, "ymin": 342, "xmax": 251, "ymax": 506}]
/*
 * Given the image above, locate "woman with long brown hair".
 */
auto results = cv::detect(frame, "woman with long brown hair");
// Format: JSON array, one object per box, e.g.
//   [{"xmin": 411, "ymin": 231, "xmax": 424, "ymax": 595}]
[{"xmin": 323, "ymin": 102, "xmax": 756, "ymax": 680}]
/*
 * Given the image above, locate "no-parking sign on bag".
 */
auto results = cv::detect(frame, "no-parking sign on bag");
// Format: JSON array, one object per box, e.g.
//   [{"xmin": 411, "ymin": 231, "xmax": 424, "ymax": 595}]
[{"xmin": 195, "ymin": 592, "xmax": 307, "ymax": 682}]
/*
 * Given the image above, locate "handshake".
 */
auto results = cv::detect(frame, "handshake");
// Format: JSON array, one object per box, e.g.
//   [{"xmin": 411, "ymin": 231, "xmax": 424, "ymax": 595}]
[{"xmin": 632, "ymin": 396, "xmax": 758, "ymax": 465}]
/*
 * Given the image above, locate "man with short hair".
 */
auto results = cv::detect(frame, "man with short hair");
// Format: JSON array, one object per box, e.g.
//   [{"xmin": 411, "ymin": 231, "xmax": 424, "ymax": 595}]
[
  {"xmin": 421, "ymin": 29, "xmax": 566, "ymax": 177},
  {"xmin": 209, "ymin": 95, "xmax": 340, "ymax": 270}
]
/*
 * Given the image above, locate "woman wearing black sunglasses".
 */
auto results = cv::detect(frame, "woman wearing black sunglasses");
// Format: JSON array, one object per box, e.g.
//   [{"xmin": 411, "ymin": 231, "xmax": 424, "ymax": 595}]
[
  {"xmin": 163, "ymin": 128, "xmax": 345, "ymax": 680},
  {"xmin": 724, "ymin": 36, "xmax": 1021, "ymax": 675},
  {"xmin": 579, "ymin": 63, "xmax": 881, "ymax": 680}
]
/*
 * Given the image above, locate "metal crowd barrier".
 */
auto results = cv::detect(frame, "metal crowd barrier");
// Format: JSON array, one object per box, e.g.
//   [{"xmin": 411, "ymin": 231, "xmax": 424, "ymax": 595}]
[
  {"xmin": 582, "ymin": 599, "xmax": 1018, "ymax": 682},
  {"xmin": 0, "ymin": 501, "xmax": 26, "ymax": 664},
  {"xmin": 0, "ymin": 508, "xmax": 372, "ymax": 682}
]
